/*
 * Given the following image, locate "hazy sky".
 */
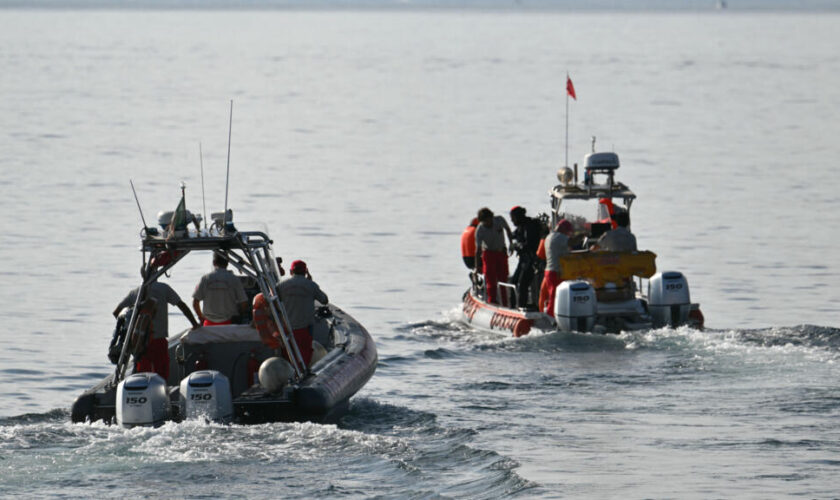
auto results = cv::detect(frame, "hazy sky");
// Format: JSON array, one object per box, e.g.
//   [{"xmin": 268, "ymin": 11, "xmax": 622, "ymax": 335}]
[{"xmin": 1, "ymin": 0, "xmax": 839, "ymax": 11}]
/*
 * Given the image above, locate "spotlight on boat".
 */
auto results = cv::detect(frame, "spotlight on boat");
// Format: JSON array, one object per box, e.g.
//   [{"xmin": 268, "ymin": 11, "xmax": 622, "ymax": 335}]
[
  {"xmin": 557, "ymin": 166, "xmax": 574, "ymax": 186},
  {"xmin": 157, "ymin": 211, "xmax": 174, "ymax": 229},
  {"xmin": 259, "ymin": 357, "xmax": 294, "ymax": 393}
]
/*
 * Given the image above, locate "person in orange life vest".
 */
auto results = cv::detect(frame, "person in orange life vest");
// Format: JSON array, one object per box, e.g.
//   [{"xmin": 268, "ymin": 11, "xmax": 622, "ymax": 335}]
[
  {"xmin": 461, "ymin": 217, "xmax": 479, "ymax": 269},
  {"xmin": 474, "ymin": 207, "xmax": 512, "ymax": 305},
  {"xmin": 277, "ymin": 260, "xmax": 329, "ymax": 366},
  {"xmin": 114, "ymin": 271, "xmax": 199, "ymax": 380},
  {"xmin": 538, "ymin": 219, "xmax": 573, "ymax": 314},
  {"xmin": 192, "ymin": 254, "xmax": 249, "ymax": 326}
]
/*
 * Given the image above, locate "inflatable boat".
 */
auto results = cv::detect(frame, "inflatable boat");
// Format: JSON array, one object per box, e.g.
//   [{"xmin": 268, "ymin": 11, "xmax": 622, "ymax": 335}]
[
  {"xmin": 71, "ymin": 193, "xmax": 377, "ymax": 426},
  {"xmin": 462, "ymin": 144, "xmax": 704, "ymax": 336}
]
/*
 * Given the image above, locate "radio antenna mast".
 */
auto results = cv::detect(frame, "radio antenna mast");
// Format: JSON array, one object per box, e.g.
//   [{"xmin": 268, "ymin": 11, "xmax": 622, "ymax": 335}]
[
  {"xmin": 129, "ymin": 179, "xmax": 149, "ymax": 230},
  {"xmin": 199, "ymin": 142, "xmax": 207, "ymax": 230},
  {"xmin": 223, "ymin": 100, "xmax": 233, "ymax": 227}
]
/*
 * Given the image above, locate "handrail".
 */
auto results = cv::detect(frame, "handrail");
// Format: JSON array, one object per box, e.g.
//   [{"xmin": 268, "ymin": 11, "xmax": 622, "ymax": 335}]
[
  {"xmin": 248, "ymin": 248, "xmax": 306, "ymax": 379},
  {"xmin": 497, "ymin": 282, "xmax": 517, "ymax": 309}
]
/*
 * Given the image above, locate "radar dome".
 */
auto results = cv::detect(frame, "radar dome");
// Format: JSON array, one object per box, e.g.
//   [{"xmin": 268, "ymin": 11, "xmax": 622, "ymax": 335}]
[
  {"xmin": 258, "ymin": 357, "xmax": 293, "ymax": 393},
  {"xmin": 557, "ymin": 167, "xmax": 574, "ymax": 185}
]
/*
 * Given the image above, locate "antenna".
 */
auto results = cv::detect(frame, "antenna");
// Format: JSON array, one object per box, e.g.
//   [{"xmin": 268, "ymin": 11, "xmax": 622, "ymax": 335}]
[
  {"xmin": 129, "ymin": 179, "xmax": 149, "ymax": 230},
  {"xmin": 199, "ymin": 142, "xmax": 207, "ymax": 229},
  {"xmin": 223, "ymin": 99, "xmax": 233, "ymax": 226}
]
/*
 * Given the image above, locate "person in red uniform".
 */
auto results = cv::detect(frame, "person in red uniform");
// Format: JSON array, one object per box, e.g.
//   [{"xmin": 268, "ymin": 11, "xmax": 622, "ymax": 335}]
[
  {"xmin": 474, "ymin": 207, "xmax": 512, "ymax": 305},
  {"xmin": 192, "ymin": 254, "xmax": 249, "ymax": 326},
  {"xmin": 114, "ymin": 273, "xmax": 199, "ymax": 380},
  {"xmin": 277, "ymin": 260, "xmax": 329, "ymax": 367},
  {"xmin": 538, "ymin": 219, "xmax": 573, "ymax": 314},
  {"xmin": 461, "ymin": 218, "xmax": 479, "ymax": 269}
]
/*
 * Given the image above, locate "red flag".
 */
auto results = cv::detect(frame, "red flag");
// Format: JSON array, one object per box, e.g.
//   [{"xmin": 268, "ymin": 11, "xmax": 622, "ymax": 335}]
[{"xmin": 567, "ymin": 76, "xmax": 576, "ymax": 100}]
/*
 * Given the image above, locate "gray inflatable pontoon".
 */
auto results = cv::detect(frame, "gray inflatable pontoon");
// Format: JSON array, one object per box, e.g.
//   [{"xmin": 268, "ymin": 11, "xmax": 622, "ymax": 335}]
[{"xmin": 71, "ymin": 198, "xmax": 377, "ymax": 426}]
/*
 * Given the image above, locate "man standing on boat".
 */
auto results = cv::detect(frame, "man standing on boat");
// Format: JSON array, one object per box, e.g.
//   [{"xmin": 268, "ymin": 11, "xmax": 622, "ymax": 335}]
[
  {"xmin": 538, "ymin": 219, "xmax": 573, "ymax": 314},
  {"xmin": 474, "ymin": 207, "xmax": 512, "ymax": 305},
  {"xmin": 509, "ymin": 206, "xmax": 544, "ymax": 309},
  {"xmin": 277, "ymin": 260, "xmax": 329, "ymax": 366},
  {"xmin": 113, "ymin": 272, "xmax": 200, "ymax": 380},
  {"xmin": 595, "ymin": 211, "xmax": 637, "ymax": 252},
  {"xmin": 192, "ymin": 254, "xmax": 249, "ymax": 326}
]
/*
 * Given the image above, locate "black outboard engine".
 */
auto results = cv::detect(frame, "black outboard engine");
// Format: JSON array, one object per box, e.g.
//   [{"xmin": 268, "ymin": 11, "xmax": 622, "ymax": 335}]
[
  {"xmin": 648, "ymin": 271, "xmax": 691, "ymax": 328},
  {"xmin": 108, "ymin": 307, "xmax": 132, "ymax": 364}
]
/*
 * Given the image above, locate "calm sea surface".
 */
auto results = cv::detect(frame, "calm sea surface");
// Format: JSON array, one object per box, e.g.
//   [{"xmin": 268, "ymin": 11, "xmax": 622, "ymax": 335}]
[{"xmin": 1, "ymin": 8, "xmax": 839, "ymax": 498}]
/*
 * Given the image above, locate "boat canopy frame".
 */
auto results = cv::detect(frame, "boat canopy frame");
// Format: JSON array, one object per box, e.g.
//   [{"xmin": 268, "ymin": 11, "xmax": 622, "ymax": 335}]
[
  {"xmin": 549, "ymin": 177, "xmax": 636, "ymax": 227},
  {"xmin": 113, "ymin": 229, "xmax": 307, "ymax": 385}
]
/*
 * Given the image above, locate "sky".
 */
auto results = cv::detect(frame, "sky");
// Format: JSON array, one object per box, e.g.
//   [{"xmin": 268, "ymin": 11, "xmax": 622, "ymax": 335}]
[{"xmin": 1, "ymin": 0, "xmax": 839, "ymax": 11}]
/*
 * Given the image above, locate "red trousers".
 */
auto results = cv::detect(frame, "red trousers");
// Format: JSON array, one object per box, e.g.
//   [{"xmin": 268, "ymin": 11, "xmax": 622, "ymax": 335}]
[
  {"xmin": 482, "ymin": 250, "xmax": 509, "ymax": 305},
  {"xmin": 136, "ymin": 337, "xmax": 170, "ymax": 381},
  {"xmin": 292, "ymin": 327, "xmax": 313, "ymax": 366},
  {"xmin": 539, "ymin": 270, "xmax": 563, "ymax": 314}
]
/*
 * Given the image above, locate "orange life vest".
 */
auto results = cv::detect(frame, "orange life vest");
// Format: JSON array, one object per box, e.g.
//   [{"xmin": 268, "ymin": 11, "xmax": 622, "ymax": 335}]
[
  {"xmin": 461, "ymin": 226, "xmax": 477, "ymax": 258},
  {"xmin": 252, "ymin": 293, "xmax": 281, "ymax": 350}
]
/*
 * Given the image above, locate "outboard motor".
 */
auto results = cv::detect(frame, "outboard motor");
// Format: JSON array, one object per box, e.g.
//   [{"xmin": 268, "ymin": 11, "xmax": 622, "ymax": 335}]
[
  {"xmin": 554, "ymin": 280, "xmax": 596, "ymax": 332},
  {"xmin": 648, "ymin": 271, "xmax": 691, "ymax": 328},
  {"xmin": 179, "ymin": 370, "xmax": 233, "ymax": 423},
  {"xmin": 116, "ymin": 372, "xmax": 170, "ymax": 428}
]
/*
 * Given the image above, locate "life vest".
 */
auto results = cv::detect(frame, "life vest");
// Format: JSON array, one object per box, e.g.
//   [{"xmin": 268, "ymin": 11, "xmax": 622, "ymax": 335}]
[
  {"xmin": 461, "ymin": 226, "xmax": 477, "ymax": 258},
  {"xmin": 536, "ymin": 238, "xmax": 546, "ymax": 261},
  {"xmin": 127, "ymin": 297, "xmax": 157, "ymax": 360},
  {"xmin": 598, "ymin": 198, "xmax": 618, "ymax": 229},
  {"xmin": 252, "ymin": 293, "xmax": 281, "ymax": 350}
]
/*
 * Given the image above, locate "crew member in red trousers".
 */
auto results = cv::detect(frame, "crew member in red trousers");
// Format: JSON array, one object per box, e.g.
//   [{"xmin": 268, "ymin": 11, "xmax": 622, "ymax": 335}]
[
  {"xmin": 114, "ymin": 272, "xmax": 199, "ymax": 380},
  {"xmin": 539, "ymin": 219, "xmax": 573, "ymax": 314},
  {"xmin": 277, "ymin": 260, "xmax": 329, "ymax": 367},
  {"xmin": 474, "ymin": 207, "xmax": 512, "ymax": 305}
]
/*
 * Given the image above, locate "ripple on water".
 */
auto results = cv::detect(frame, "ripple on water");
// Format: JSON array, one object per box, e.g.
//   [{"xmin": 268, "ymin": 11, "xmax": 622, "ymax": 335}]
[{"xmin": 0, "ymin": 401, "xmax": 535, "ymax": 499}]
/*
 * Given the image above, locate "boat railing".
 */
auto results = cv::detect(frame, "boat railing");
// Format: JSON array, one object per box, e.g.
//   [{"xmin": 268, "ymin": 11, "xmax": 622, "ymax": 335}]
[
  {"xmin": 113, "ymin": 228, "xmax": 309, "ymax": 385},
  {"xmin": 498, "ymin": 282, "xmax": 517, "ymax": 309},
  {"xmin": 247, "ymin": 247, "xmax": 307, "ymax": 380}
]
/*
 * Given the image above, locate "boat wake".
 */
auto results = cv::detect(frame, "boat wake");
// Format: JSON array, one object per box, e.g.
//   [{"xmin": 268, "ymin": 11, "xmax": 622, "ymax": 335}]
[
  {"xmin": 417, "ymin": 312, "xmax": 840, "ymax": 361},
  {"xmin": 0, "ymin": 399, "xmax": 534, "ymax": 499}
]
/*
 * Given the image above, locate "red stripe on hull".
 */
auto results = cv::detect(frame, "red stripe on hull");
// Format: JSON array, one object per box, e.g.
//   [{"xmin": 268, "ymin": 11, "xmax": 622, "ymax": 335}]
[{"xmin": 462, "ymin": 291, "xmax": 532, "ymax": 337}]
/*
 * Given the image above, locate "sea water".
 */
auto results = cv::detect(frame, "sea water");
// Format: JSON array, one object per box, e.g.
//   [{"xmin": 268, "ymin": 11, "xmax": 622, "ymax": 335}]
[{"xmin": 0, "ymin": 7, "xmax": 839, "ymax": 498}]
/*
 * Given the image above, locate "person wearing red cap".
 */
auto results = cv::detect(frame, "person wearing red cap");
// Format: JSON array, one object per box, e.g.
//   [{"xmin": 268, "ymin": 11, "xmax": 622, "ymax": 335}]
[
  {"xmin": 474, "ymin": 207, "xmax": 512, "ymax": 305},
  {"xmin": 461, "ymin": 218, "xmax": 479, "ymax": 269},
  {"xmin": 276, "ymin": 260, "xmax": 328, "ymax": 367},
  {"xmin": 539, "ymin": 219, "xmax": 573, "ymax": 314}
]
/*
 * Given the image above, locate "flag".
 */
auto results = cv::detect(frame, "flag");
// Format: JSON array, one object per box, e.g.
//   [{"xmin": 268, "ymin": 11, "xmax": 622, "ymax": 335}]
[
  {"xmin": 567, "ymin": 76, "xmax": 577, "ymax": 100},
  {"xmin": 166, "ymin": 193, "xmax": 187, "ymax": 239}
]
